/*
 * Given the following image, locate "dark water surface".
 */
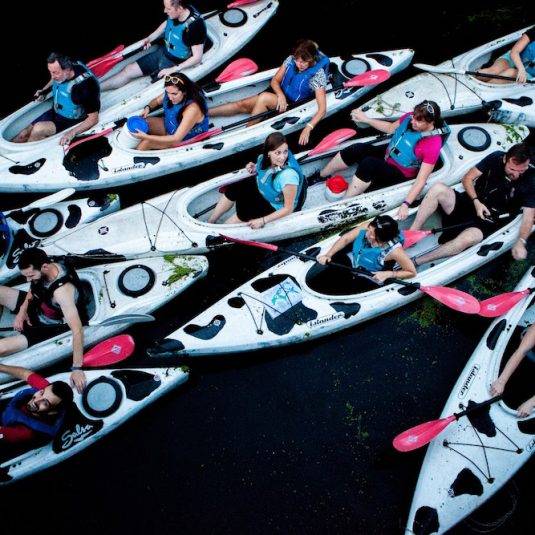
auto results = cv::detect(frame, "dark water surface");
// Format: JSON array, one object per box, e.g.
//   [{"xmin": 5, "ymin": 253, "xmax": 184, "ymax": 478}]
[{"xmin": 1, "ymin": 1, "xmax": 535, "ymax": 533}]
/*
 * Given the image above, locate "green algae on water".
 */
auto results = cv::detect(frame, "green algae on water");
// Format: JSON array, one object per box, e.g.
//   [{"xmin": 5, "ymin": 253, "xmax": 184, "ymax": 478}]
[
  {"xmin": 164, "ymin": 255, "xmax": 195, "ymax": 285},
  {"xmin": 400, "ymin": 298, "xmax": 442, "ymax": 329}
]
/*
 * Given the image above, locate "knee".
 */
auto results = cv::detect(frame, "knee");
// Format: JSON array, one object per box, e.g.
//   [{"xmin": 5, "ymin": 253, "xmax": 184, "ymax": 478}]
[
  {"xmin": 31, "ymin": 122, "xmax": 53, "ymax": 138},
  {"xmin": 428, "ymin": 182, "xmax": 450, "ymax": 198}
]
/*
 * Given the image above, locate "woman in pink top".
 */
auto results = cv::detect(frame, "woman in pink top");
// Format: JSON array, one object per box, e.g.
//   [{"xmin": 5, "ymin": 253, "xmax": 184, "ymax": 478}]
[{"xmin": 319, "ymin": 101, "xmax": 447, "ymax": 220}]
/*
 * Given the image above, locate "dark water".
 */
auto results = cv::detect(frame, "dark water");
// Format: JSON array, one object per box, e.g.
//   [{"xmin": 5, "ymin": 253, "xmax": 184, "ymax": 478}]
[{"xmin": 1, "ymin": 1, "xmax": 535, "ymax": 533}]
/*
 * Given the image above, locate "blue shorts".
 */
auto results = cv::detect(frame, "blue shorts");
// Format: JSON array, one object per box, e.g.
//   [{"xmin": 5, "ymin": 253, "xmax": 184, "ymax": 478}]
[
  {"xmin": 32, "ymin": 109, "xmax": 81, "ymax": 133},
  {"xmin": 498, "ymin": 52, "xmax": 535, "ymax": 80},
  {"xmin": 136, "ymin": 47, "xmax": 183, "ymax": 77}
]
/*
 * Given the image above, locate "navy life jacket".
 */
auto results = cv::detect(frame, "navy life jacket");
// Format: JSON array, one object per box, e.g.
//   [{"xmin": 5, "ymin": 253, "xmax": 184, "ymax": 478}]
[
  {"xmin": 2, "ymin": 388, "xmax": 65, "ymax": 438},
  {"xmin": 280, "ymin": 52, "xmax": 330, "ymax": 103},
  {"xmin": 520, "ymin": 40, "xmax": 535, "ymax": 76},
  {"xmin": 163, "ymin": 94, "xmax": 209, "ymax": 139}
]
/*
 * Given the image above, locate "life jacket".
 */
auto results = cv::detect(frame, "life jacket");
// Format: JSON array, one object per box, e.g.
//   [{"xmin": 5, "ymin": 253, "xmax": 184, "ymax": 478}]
[
  {"xmin": 164, "ymin": 5, "xmax": 204, "ymax": 61},
  {"xmin": 350, "ymin": 230, "xmax": 403, "ymax": 272},
  {"xmin": 256, "ymin": 151, "xmax": 306, "ymax": 210},
  {"xmin": 520, "ymin": 41, "xmax": 535, "ymax": 76},
  {"xmin": 385, "ymin": 115, "xmax": 450, "ymax": 170},
  {"xmin": 280, "ymin": 51, "xmax": 330, "ymax": 104},
  {"xmin": 52, "ymin": 62, "xmax": 97, "ymax": 120},
  {"xmin": 163, "ymin": 94, "xmax": 209, "ymax": 139},
  {"xmin": 30, "ymin": 260, "xmax": 88, "ymax": 325},
  {"xmin": 1, "ymin": 389, "xmax": 65, "ymax": 438},
  {"xmin": 0, "ymin": 211, "xmax": 11, "ymax": 258}
]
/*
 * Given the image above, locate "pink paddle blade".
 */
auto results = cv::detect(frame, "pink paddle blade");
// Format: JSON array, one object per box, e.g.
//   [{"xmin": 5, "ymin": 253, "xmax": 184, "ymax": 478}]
[
  {"xmin": 87, "ymin": 45, "xmax": 125, "ymax": 68},
  {"xmin": 421, "ymin": 286, "xmax": 481, "ymax": 314},
  {"xmin": 343, "ymin": 69, "xmax": 390, "ymax": 87},
  {"xmin": 228, "ymin": 0, "xmax": 260, "ymax": 7},
  {"xmin": 479, "ymin": 289, "xmax": 531, "ymax": 318},
  {"xmin": 220, "ymin": 234, "xmax": 279, "ymax": 252},
  {"xmin": 216, "ymin": 58, "xmax": 258, "ymax": 83},
  {"xmin": 402, "ymin": 229, "xmax": 431, "ymax": 249},
  {"xmin": 307, "ymin": 128, "xmax": 356, "ymax": 157},
  {"xmin": 90, "ymin": 56, "xmax": 125, "ymax": 77},
  {"xmin": 393, "ymin": 415, "xmax": 456, "ymax": 452},
  {"xmin": 65, "ymin": 127, "xmax": 114, "ymax": 153},
  {"xmin": 83, "ymin": 335, "xmax": 135, "ymax": 367},
  {"xmin": 174, "ymin": 127, "xmax": 221, "ymax": 147}
]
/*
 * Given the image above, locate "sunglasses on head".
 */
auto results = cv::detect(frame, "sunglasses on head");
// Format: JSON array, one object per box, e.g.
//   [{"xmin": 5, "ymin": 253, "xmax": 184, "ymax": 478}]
[
  {"xmin": 164, "ymin": 75, "xmax": 185, "ymax": 87},
  {"xmin": 420, "ymin": 101, "xmax": 435, "ymax": 117}
]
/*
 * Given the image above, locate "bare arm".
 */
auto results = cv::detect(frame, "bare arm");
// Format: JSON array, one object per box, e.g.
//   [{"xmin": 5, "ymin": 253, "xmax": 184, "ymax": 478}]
[
  {"xmin": 249, "ymin": 185, "xmax": 297, "ymax": 229},
  {"xmin": 0, "ymin": 363, "xmax": 32, "ymax": 381},
  {"xmin": 405, "ymin": 163, "xmax": 436, "ymax": 206},
  {"xmin": 510, "ymin": 34, "xmax": 531, "ymax": 72},
  {"xmin": 147, "ymin": 20, "xmax": 167, "ymax": 42},
  {"xmin": 318, "ymin": 224, "xmax": 366, "ymax": 263},
  {"xmin": 383, "ymin": 247, "xmax": 417, "ymax": 280},
  {"xmin": 270, "ymin": 64, "xmax": 288, "ymax": 99},
  {"xmin": 512, "ymin": 206, "xmax": 534, "ymax": 260},
  {"xmin": 169, "ymin": 44, "xmax": 204, "ymax": 72}
]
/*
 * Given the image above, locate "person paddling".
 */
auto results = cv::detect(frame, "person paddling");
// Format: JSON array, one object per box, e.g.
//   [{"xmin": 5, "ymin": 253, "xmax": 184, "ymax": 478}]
[
  {"xmin": 208, "ymin": 133, "xmax": 306, "ymax": 228},
  {"xmin": 209, "ymin": 39, "xmax": 329, "ymax": 145},
  {"xmin": 318, "ymin": 101, "xmax": 448, "ymax": 219}
]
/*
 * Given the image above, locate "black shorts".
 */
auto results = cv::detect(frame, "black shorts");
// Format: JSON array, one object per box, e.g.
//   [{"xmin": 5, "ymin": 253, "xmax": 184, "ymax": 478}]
[
  {"xmin": 32, "ymin": 109, "xmax": 80, "ymax": 133},
  {"xmin": 12, "ymin": 290, "xmax": 68, "ymax": 347},
  {"xmin": 339, "ymin": 142, "xmax": 406, "ymax": 187},
  {"xmin": 137, "ymin": 47, "xmax": 183, "ymax": 77},
  {"xmin": 439, "ymin": 191, "xmax": 502, "ymax": 243},
  {"xmin": 223, "ymin": 177, "xmax": 276, "ymax": 221}
]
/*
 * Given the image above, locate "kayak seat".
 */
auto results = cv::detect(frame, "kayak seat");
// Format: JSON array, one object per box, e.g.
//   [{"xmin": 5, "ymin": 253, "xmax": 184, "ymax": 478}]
[
  {"xmin": 80, "ymin": 280, "xmax": 97, "ymax": 320},
  {"xmin": 328, "ymin": 63, "xmax": 345, "ymax": 88}
]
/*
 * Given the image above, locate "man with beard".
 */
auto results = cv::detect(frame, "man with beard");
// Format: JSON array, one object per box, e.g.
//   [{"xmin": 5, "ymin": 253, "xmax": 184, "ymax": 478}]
[
  {"xmin": 409, "ymin": 143, "xmax": 535, "ymax": 265},
  {"xmin": 0, "ymin": 362, "xmax": 73, "ymax": 446}
]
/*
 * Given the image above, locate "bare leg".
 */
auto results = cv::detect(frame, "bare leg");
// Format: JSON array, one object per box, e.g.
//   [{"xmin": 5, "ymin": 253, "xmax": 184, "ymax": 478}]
[
  {"xmin": 344, "ymin": 176, "xmax": 370, "ymax": 198},
  {"xmin": 208, "ymin": 195, "xmax": 235, "ymax": 223},
  {"xmin": 12, "ymin": 125, "xmax": 32, "ymax": 143},
  {"xmin": 27, "ymin": 121, "xmax": 57, "ymax": 142},
  {"xmin": 249, "ymin": 92, "xmax": 278, "ymax": 117},
  {"xmin": 477, "ymin": 58, "xmax": 515, "ymax": 84},
  {"xmin": 415, "ymin": 227, "xmax": 483, "ymax": 265},
  {"xmin": 209, "ymin": 94, "xmax": 259, "ymax": 117},
  {"xmin": 0, "ymin": 286, "xmax": 22, "ymax": 310},
  {"xmin": 136, "ymin": 118, "xmax": 172, "ymax": 151},
  {"xmin": 410, "ymin": 183, "xmax": 456, "ymax": 230},
  {"xmin": 100, "ymin": 62, "xmax": 144, "ymax": 91},
  {"xmin": 319, "ymin": 152, "xmax": 349, "ymax": 178},
  {"xmin": 224, "ymin": 214, "xmax": 244, "ymax": 224},
  {"xmin": 0, "ymin": 335, "xmax": 29, "ymax": 358}
]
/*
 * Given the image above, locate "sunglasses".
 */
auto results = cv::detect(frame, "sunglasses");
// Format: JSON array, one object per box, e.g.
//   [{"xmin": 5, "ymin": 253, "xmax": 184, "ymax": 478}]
[
  {"xmin": 164, "ymin": 75, "xmax": 185, "ymax": 88},
  {"xmin": 420, "ymin": 101, "xmax": 435, "ymax": 117}
]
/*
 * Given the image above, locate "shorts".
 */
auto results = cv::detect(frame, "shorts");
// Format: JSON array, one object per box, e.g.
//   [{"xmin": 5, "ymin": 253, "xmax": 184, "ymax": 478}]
[
  {"xmin": 223, "ymin": 177, "xmax": 275, "ymax": 221},
  {"xmin": 439, "ymin": 191, "xmax": 501, "ymax": 243},
  {"xmin": 498, "ymin": 52, "xmax": 535, "ymax": 80},
  {"xmin": 339, "ymin": 142, "xmax": 406, "ymax": 187},
  {"xmin": 32, "ymin": 109, "xmax": 80, "ymax": 133},
  {"xmin": 12, "ymin": 290, "xmax": 68, "ymax": 347},
  {"xmin": 137, "ymin": 47, "xmax": 183, "ymax": 77}
]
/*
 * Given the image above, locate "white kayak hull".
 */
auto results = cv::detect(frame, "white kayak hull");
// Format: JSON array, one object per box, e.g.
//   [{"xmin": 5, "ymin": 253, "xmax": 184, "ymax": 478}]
[
  {"xmin": 360, "ymin": 27, "xmax": 534, "ymax": 122},
  {"xmin": 405, "ymin": 265, "xmax": 535, "ymax": 534},
  {"xmin": 0, "ymin": 255, "xmax": 208, "ymax": 382},
  {"xmin": 147, "ymin": 186, "xmax": 532, "ymax": 357},
  {"xmin": 486, "ymin": 92, "xmax": 535, "ymax": 127},
  {"xmin": 0, "ymin": 365, "xmax": 188, "ymax": 483},
  {"xmin": 0, "ymin": 1, "xmax": 279, "ymax": 161},
  {"xmin": 0, "ymin": 50, "xmax": 414, "ymax": 192},
  {"xmin": 0, "ymin": 193, "xmax": 120, "ymax": 284},
  {"xmin": 39, "ymin": 123, "xmax": 528, "ymax": 259}
]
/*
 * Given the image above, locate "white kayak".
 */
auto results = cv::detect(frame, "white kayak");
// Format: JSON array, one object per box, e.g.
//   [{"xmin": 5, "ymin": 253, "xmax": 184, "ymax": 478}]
[
  {"xmin": 486, "ymin": 92, "xmax": 535, "ymax": 127},
  {"xmin": 0, "ymin": 192, "xmax": 120, "ymax": 284},
  {"xmin": 0, "ymin": 255, "xmax": 208, "ymax": 383},
  {"xmin": 0, "ymin": 0, "xmax": 279, "ymax": 161},
  {"xmin": 147, "ymin": 187, "xmax": 532, "ymax": 357},
  {"xmin": 359, "ymin": 27, "xmax": 534, "ymax": 123},
  {"xmin": 0, "ymin": 365, "xmax": 188, "ymax": 483},
  {"xmin": 0, "ymin": 49, "xmax": 414, "ymax": 192},
  {"xmin": 41, "ymin": 124, "xmax": 529, "ymax": 258},
  {"xmin": 39, "ymin": 123, "xmax": 528, "ymax": 259},
  {"xmin": 405, "ymin": 265, "xmax": 535, "ymax": 534}
]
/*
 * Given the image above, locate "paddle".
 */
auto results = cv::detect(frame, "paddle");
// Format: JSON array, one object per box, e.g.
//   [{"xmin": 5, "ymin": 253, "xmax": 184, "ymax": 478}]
[
  {"xmin": 479, "ymin": 287, "xmax": 533, "ymax": 318},
  {"xmin": 402, "ymin": 214, "xmax": 511, "ymax": 249},
  {"xmin": 414, "ymin": 63, "xmax": 535, "ymax": 84},
  {"xmin": 220, "ymin": 235, "xmax": 481, "ymax": 314},
  {"xmin": 178, "ymin": 69, "xmax": 390, "ymax": 147},
  {"xmin": 82, "ymin": 334, "xmax": 135, "ymax": 367},
  {"xmin": 393, "ymin": 396, "xmax": 502, "ymax": 452},
  {"xmin": 18, "ymin": 189, "xmax": 76, "ymax": 212},
  {"xmin": 0, "ymin": 313, "xmax": 155, "ymax": 333}
]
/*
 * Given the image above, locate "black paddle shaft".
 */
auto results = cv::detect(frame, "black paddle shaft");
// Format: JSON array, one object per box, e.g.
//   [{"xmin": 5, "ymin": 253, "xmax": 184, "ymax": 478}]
[
  {"xmin": 467, "ymin": 70, "xmax": 535, "ymax": 84},
  {"xmin": 454, "ymin": 395, "xmax": 502, "ymax": 419}
]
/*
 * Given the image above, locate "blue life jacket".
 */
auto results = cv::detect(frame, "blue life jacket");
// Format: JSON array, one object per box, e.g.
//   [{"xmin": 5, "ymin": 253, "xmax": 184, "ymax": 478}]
[
  {"xmin": 351, "ymin": 230, "xmax": 403, "ymax": 272},
  {"xmin": 256, "ymin": 151, "xmax": 305, "ymax": 210},
  {"xmin": 0, "ymin": 211, "xmax": 11, "ymax": 258},
  {"xmin": 2, "ymin": 388, "xmax": 65, "ymax": 438},
  {"xmin": 520, "ymin": 41, "xmax": 535, "ymax": 76},
  {"xmin": 280, "ymin": 52, "xmax": 330, "ymax": 104},
  {"xmin": 385, "ymin": 115, "xmax": 450, "ymax": 171},
  {"xmin": 164, "ymin": 5, "xmax": 203, "ymax": 61},
  {"xmin": 52, "ymin": 62, "xmax": 96, "ymax": 120},
  {"xmin": 163, "ymin": 94, "xmax": 209, "ymax": 139}
]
